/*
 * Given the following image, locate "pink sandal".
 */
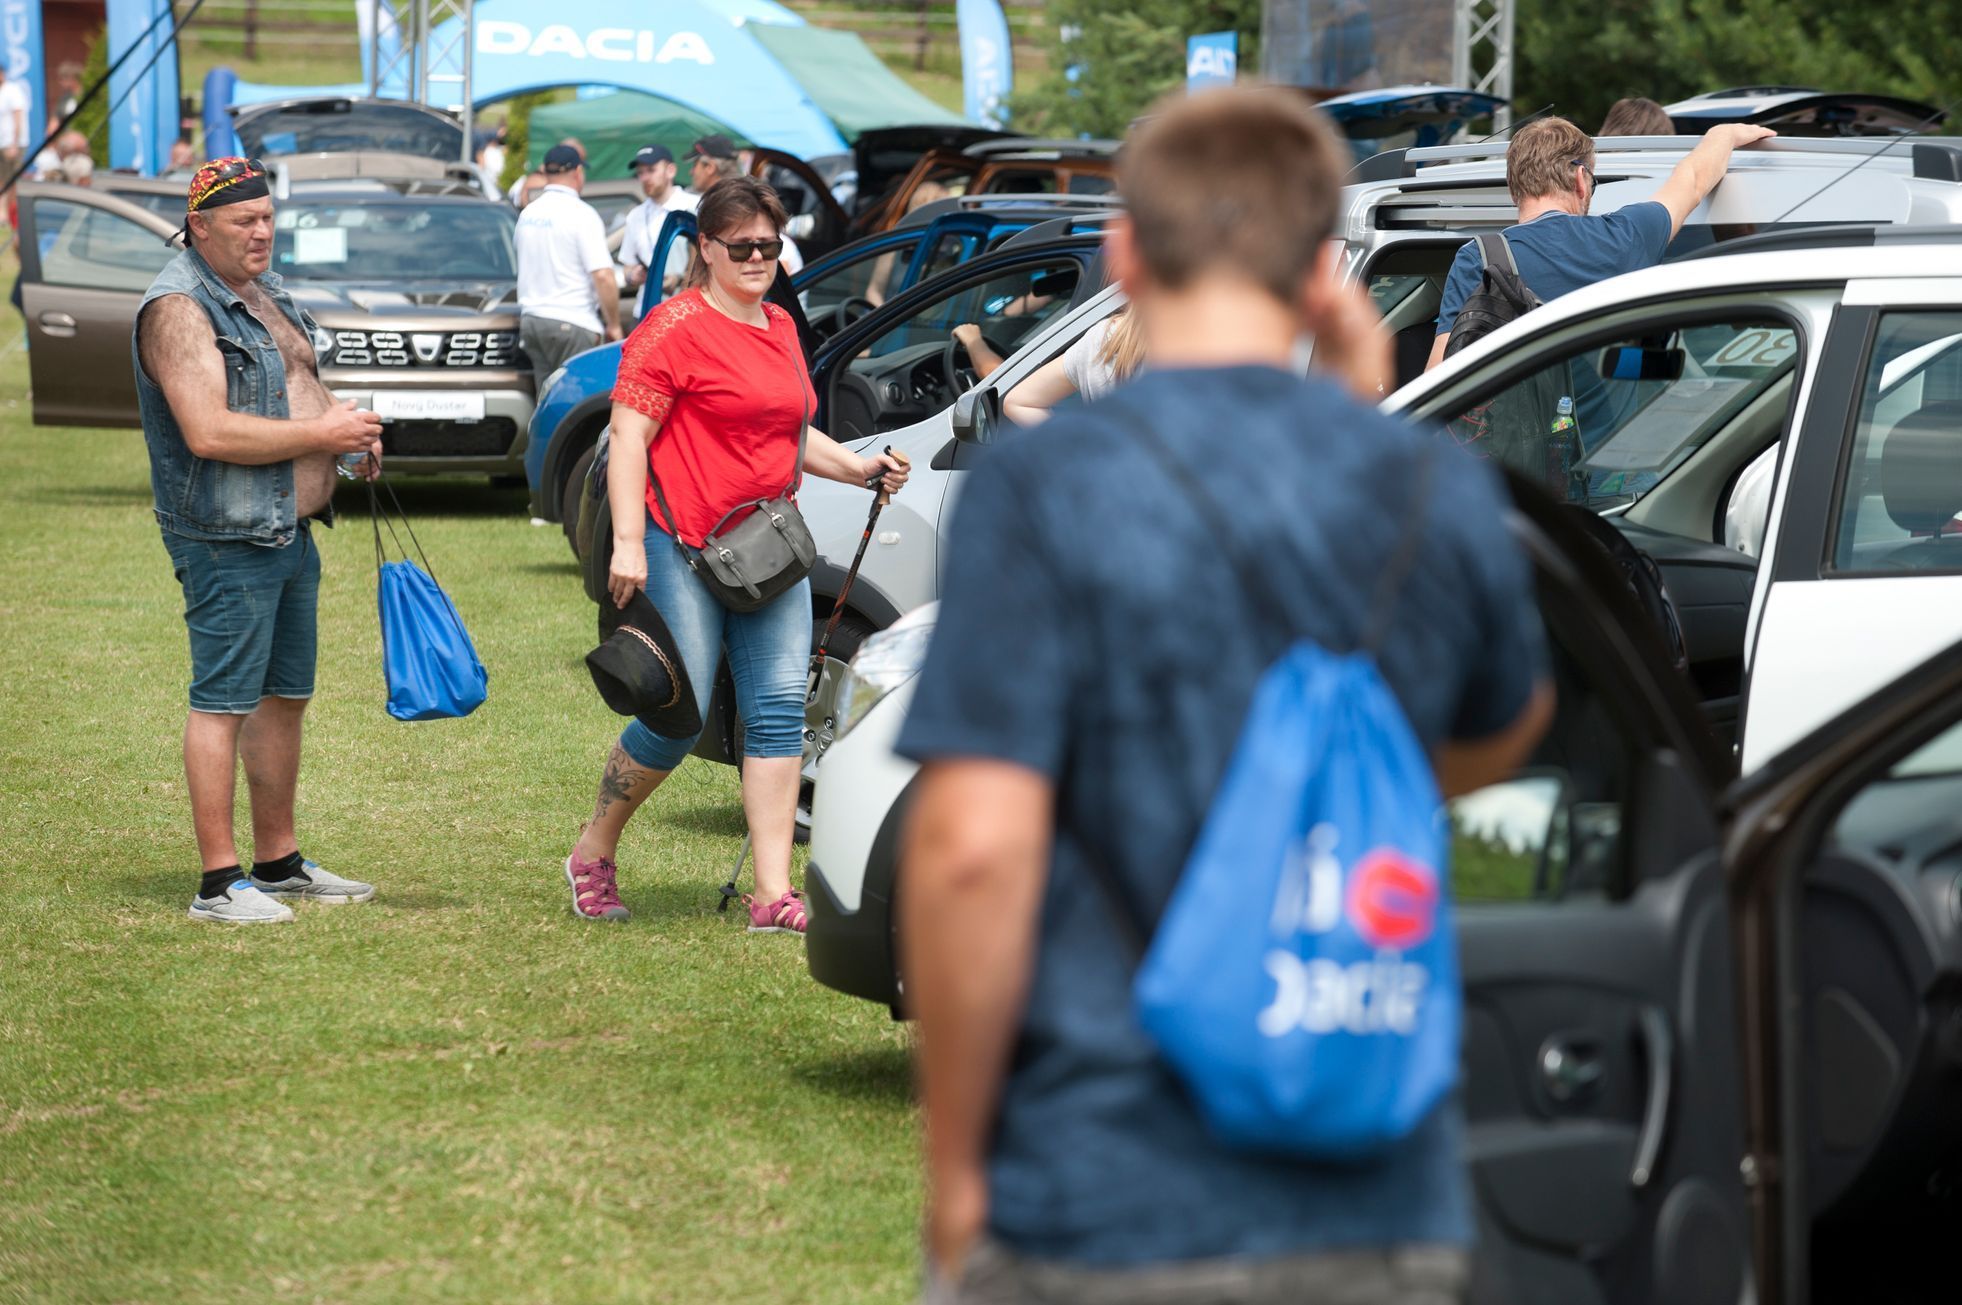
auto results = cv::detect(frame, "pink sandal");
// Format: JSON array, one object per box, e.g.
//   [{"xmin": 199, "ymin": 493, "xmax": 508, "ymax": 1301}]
[
  {"xmin": 744, "ymin": 889, "xmax": 807, "ymax": 935},
  {"xmin": 565, "ymin": 849, "xmax": 629, "ymax": 921}
]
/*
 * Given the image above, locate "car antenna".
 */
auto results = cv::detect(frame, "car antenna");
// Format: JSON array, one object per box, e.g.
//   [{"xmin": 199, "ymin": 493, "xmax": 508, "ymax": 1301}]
[
  {"xmin": 1474, "ymin": 104, "xmax": 1555, "ymax": 146},
  {"xmin": 1764, "ymin": 94, "xmax": 1962, "ymax": 225}
]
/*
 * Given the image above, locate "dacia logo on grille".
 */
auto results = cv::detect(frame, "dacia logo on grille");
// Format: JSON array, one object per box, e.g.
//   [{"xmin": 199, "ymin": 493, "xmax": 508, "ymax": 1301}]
[{"xmin": 411, "ymin": 333, "xmax": 444, "ymax": 363}]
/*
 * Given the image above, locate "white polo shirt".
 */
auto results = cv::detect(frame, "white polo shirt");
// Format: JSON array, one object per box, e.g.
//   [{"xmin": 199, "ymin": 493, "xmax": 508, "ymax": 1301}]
[
  {"xmin": 515, "ymin": 184, "xmax": 613, "ymax": 334},
  {"xmin": 619, "ymin": 188, "xmax": 699, "ymax": 275}
]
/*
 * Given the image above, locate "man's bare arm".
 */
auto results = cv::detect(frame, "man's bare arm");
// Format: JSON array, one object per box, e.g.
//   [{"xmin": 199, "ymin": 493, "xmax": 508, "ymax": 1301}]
[
  {"xmin": 1424, "ymin": 332, "xmax": 1450, "ymax": 373},
  {"xmin": 1434, "ymin": 680, "xmax": 1555, "ymax": 798},
  {"xmin": 1649, "ymin": 124, "xmax": 1777, "ymax": 238},
  {"xmin": 900, "ymin": 758, "xmax": 1053, "ymax": 1272},
  {"xmin": 592, "ymin": 270, "xmax": 623, "ymax": 340},
  {"xmin": 137, "ymin": 297, "xmax": 377, "ymax": 463}
]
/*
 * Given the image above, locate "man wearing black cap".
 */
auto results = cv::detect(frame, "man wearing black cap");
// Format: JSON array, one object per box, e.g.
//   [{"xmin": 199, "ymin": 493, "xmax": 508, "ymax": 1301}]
[
  {"xmin": 619, "ymin": 143, "xmax": 698, "ymax": 297},
  {"xmin": 686, "ymin": 134, "xmax": 804, "ymax": 274},
  {"xmin": 134, "ymin": 157, "xmax": 386, "ymax": 923},
  {"xmin": 515, "ymin": 143, "xmax": 621, "ymax": 382}
]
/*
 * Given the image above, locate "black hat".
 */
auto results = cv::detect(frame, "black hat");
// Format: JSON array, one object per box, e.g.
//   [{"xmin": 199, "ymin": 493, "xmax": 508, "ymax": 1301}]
[
  {"xmin": 630, "ymin": 144, "xmax": 675, "ymax": 170},
  {"xmin": 689, "ymin": 134, "xmax": 738, "ymax": 162},
  {"xmin": 586, "ymin": 591, "xmax": 700, "ymax": 738},
  {"xmin": 542, "ymin": 144, "xmax": 584, "ymax": 174}
]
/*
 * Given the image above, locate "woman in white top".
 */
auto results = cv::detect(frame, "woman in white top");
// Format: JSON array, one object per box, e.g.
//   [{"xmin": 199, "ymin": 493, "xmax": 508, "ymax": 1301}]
[{"xmin": 1001, "ymin": 308, "xmax": 1145, "ymax": 426}]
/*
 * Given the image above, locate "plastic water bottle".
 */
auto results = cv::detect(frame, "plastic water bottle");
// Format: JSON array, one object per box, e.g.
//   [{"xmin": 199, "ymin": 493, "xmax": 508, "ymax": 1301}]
[
  {"xmin": 1547, "ymin": 396, "xmax": 1579, "ymax": 499},
  {"xmin": 336, "ymin": 451, "xmax": 369, "ymax": 481}
]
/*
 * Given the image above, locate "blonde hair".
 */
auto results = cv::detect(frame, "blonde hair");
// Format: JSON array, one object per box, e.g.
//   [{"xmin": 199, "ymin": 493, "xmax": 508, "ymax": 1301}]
[
  {"xmin": 1506, "ymin": 117, "xmax": 1594, "ymax": 204},
  {"xmin": 1120, "ymin": 84, "xmax": 1349, "ymax": 304},
  {"xmin": 1096, "ymin": 308, "xmax": 1144, "ymax": 380}
]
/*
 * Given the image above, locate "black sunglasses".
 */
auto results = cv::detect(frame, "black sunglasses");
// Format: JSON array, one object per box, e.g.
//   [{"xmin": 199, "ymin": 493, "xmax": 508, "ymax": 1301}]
[
  {"xmin": 705, "ymin": 234, "xmax": 783, "ymax": 263},
  {"xmin": 1573, "ymin": 160, "xmax": 1596, "ymax": 193}
]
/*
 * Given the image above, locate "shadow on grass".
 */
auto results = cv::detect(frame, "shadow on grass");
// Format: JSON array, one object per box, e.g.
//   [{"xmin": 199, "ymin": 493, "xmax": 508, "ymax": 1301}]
[
  {"xmin": 516, "ymin": 560, "xmax": 581, "ymax": 578},
  {"xmin": 26, "ymin": 484, "xmax": 154, "ymax": 507},
  {"xmin": 794, "ymin": 1044, "xmax": 913, "ymax": 1106},
  {"xmin": 338, "ymin": 479, "xmax": 529, "ymax": 520},
  {"xmin": 661, "ymin": 804, "xmax": 750, "ymax": 840}
]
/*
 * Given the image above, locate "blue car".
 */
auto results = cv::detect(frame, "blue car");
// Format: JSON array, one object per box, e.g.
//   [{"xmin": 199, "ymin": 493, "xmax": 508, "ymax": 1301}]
[{"xmin": 523, "ymin": 194, "xmax": 1115, "ymax": 538}]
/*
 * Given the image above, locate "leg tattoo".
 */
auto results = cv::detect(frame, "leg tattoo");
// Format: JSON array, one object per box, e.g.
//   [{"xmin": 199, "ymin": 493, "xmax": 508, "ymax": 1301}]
[{"xmin": 594, "ymin": 745, "xmax": 652, "ymax": 822}]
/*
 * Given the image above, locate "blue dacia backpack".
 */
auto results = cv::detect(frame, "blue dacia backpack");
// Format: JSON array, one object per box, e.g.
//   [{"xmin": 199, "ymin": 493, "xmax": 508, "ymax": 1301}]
[{"xmin": 1107, "ymin": 425, "xmax": 1455, "ymax": 1159}]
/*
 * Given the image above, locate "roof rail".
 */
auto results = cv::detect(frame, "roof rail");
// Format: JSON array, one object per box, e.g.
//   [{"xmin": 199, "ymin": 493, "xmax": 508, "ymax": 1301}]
[
  {"xmin": 955, "ymin": 192, "xmax": 1121, "ymax": 210},
  {"xmin": 1401, "ymin": 134, "xmax": 1962, "ymax": 172},
  {"xmin": 996, "ymin": 223, "xmax": 1102, "ymax": 252},
  {"xmin": 1674, "ymin": 222, "xmax": 1962, "ymax": 261},
  {"xmin": 964, "ymin": 137, "xmax": 1121, "ymax": 159},
  {"xmin": 1683, "ymin": 85, "xmax": 1820, "ymax": 101}
]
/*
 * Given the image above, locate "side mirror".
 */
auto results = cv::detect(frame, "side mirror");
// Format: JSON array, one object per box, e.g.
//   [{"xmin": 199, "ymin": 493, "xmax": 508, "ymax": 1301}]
[
  {"xmin": 950, "ymin": 387, "xmax": 1002, "ymax": 445},
  {"xmin": 1598, "ymin": 344, "xmax": 1685, "ymax": 383}
]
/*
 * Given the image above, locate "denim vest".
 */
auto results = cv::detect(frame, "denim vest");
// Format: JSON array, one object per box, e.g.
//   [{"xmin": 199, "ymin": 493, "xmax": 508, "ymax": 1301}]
[{"xmin": 134, "ymin": 247, "xmax": 330, "ymax": 545}]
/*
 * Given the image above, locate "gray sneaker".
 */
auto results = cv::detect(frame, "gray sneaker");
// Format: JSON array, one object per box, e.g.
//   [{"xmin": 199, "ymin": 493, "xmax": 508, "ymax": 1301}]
[
  {"xmin": 249, "ymin": 859, "xmax": 375, "ymax": 904},
  {"xmin": 188, "ymin": 880, "xmax": 296, "ymax": 924}
]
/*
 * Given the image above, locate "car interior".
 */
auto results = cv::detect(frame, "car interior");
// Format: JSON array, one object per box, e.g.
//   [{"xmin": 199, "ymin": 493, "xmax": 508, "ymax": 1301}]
[{"xmin": 1832, "ymin": 318, "xmax": 1962, "ymax": 574}]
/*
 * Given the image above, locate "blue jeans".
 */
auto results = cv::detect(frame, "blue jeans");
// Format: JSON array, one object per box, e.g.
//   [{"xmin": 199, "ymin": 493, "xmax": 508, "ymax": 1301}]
[
  {"xmin": 162, "ymin": 524, "xmax": 320, "ymax": 715},
  {"xmin": 619, "ymin": 518, "xmax": 810, "ymax": 772}
]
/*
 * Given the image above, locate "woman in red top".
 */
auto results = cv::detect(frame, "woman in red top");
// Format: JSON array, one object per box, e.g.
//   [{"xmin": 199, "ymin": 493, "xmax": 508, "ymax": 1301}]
[{"xmin": 563, "ymin": 177, "xmax": 909, "ymax": 931}]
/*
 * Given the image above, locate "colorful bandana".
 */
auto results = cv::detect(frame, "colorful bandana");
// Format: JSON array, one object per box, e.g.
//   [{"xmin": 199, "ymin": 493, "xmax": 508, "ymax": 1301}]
[{"xmin": 187, "ymin": 156, "xmax": 270, "ymax": 212}]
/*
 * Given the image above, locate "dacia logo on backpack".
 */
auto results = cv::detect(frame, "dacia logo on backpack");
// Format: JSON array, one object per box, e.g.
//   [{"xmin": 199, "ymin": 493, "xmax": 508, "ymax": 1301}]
[{"xmin": 1257, "ymin": 825, "xmax": 1437, "ymax": 1039}]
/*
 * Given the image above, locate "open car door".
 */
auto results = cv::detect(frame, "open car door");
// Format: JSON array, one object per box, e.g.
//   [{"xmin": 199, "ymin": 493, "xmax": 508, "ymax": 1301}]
[
  {"xmin": 17, "ymin": 182, "xmax": 181, "ymax": 429},
  {"xmin": 748, "ymin": 147, "xmax": 850, "ymax": 260}
]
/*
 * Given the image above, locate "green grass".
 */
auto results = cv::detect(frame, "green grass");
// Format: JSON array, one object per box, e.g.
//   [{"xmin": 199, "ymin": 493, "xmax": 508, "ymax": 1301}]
[{"xmin": 0, "ymin": 313, "xmax": 920, "ymax": 1301}]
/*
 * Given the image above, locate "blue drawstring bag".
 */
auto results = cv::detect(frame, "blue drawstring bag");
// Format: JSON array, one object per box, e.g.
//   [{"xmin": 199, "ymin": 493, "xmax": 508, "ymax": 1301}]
[
  {"xmin": 1108, "ymin": 427, "xmax": 1453, "ymax": 1159},
  {"xmin": 371, "ymin": 477, "xmax": 487, "ymax": 721}
]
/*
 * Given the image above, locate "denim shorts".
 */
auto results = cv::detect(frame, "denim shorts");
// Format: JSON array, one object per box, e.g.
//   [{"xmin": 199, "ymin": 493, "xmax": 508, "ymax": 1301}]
[
  {"xmin": 162, "ymin": 525, "xmax": 320, "ymax": 715},
  {"xmin": 619, "ymin": 516, "xmax": 810, "ymax": 772}
]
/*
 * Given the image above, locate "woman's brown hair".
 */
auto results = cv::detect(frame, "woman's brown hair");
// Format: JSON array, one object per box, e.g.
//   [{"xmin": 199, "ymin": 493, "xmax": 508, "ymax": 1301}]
[{"xmin": 684, "ymin": 176, "xmax": 790, "ymax": 291}]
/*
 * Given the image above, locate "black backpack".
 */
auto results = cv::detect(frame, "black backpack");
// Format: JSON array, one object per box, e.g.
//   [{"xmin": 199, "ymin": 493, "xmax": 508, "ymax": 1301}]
[{"xmin": 1443, "ymin": 234, "xmax": 1577, "ymax": 498}]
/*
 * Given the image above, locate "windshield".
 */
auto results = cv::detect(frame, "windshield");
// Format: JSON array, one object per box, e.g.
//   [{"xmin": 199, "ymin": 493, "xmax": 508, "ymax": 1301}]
[
  {"xmin": 237, "ymin": 103, "xmax": 463, "ymax": 161},
  {"xmin": 272, "ymin": 201, "xmax": 516, "ymax": 282}
]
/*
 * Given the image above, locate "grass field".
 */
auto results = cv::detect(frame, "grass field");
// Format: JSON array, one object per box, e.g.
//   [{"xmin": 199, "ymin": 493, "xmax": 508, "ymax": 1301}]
[{"xmin": 0, "ymin": 311, "xmax": 922, "ymax": 1302}]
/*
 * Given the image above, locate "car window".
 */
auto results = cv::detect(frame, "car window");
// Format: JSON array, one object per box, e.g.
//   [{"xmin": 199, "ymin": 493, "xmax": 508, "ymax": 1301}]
[
  {"xmin": 861, "ymin": 257, "xmax": 1080, "ymax": 360},
  {"xmin": 586, "ymin": 193, "xmax": 638, "ymax": 236},
  {"xmin": 1066, "ymin": 173, "xmax": 1115, "ymax": 196},
  {"xmin": 1831, "ymin": 312, "xmax": 1962, "ymax": 574},
  {"xmin": 100, "ymin": 188, "xmax": 186, "ymax": 222},
  {"xmin": 32, "ymin": 198, "xmax": 173, "ymax": 291},
  {"xmin": 272, "ymin": 201, "xmax": 515, "ymax": 281},
  {"xmin": 800, "ymin": 235, "xmax": 923, "ymax": 319},
  {"xmin": 984, "ymin": 169, "xmax": 1057, "ymax": 195},
  {"xmin": 1445, "ymin": 316, "xmax": 1798, "ymax": 509}
]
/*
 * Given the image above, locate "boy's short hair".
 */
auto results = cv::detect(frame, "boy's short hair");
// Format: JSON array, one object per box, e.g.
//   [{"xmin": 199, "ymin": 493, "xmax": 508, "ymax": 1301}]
[
  {"xmin": 1119, "ymin": 85, "xmax": 1349, "ymax": 304},
  {"xmin": 1507, "ymin": 117, "xmax": 1595, "ymax": 204},
  {"xmin": 1598, "ymin": 97, "xmax": 1674, "ymax": 137}
]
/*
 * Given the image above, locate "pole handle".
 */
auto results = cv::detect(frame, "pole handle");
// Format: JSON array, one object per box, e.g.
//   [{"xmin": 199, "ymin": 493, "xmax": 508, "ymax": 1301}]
[{"xmin": 867, "ymin": 444, "xmax": 911, "ymax": 506}]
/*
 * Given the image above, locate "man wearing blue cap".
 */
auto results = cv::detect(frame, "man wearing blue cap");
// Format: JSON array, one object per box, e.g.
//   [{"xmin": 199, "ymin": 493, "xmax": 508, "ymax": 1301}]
[
  {"xmin": 515, "ymin": 143, "xmax": 622, "ymax": 381},
  {"xmin": 620, "ymin": 143, "xmax": 698, "ymax": 299}
]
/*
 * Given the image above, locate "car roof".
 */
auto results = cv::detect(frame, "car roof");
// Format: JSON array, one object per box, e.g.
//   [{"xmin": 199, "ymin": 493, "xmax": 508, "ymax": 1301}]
[
  {"xmin": 276, "ymin": 187, "xmax": 504, "ymax": 207},
  {"xmin": 1398, "ymin": 227, "xmax": 1962, "ymax": 395},
  {"xmin": 231, "ymin": 96, "xmax": 458, "ymax": 123}
]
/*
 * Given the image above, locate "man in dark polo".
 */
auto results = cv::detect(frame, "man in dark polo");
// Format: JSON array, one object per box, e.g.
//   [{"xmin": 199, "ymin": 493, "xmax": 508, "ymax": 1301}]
[{"xmin": 135, "ymin": 157, "xmax": 386, "ymax": 923}]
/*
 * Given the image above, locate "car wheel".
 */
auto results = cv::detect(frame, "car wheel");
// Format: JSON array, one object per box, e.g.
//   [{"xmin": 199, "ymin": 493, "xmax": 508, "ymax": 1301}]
[{"xmin": 562, "ymin": 444, "xmax": 597, "ymax": 557}]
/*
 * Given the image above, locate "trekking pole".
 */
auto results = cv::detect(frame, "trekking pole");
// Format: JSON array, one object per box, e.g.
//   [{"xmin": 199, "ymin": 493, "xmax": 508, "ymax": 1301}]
[{"xmin": 716, "ymin": 445, "xmax": 910, "ymax": 913}]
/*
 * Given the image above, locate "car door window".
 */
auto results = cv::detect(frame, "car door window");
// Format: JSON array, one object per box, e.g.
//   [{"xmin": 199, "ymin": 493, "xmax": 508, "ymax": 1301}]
[
  {"xmin": 1445, "ymin": 315, "xmax": 1799, "ymax": 510},
  {"xmin": 1830, "ymin": 312, "xmax": 1962, "ymax": 574},
  {"xmin": 800, "ymin": 235, "xmax": 923, "ymax": 320},
  {"xmin": 32, "ymin": 199, "xmax": 174, "ymax": 291},
  {"xmin": 867, "ymin": 257, "xmax": 1079, "ymax": 360}
]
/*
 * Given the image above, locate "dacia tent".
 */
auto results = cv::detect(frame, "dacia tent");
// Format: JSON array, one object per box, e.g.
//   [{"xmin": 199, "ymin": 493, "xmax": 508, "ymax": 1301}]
[{"xmin": 527, "ymin": 94, "xmax": 749, "ymax": 180}]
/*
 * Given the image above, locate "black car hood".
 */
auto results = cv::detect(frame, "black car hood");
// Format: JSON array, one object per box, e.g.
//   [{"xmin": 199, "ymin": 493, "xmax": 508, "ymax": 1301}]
[{"xmin": 285, "ymin": 281, "xmax": 518, "ymax": 317}]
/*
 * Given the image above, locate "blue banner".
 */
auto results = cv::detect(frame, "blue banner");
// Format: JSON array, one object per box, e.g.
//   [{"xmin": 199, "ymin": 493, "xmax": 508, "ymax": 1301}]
[
  {"xmin": 107, "ymin": 0, "xmax": 179, "ymax": 174},
  {"xmin": 1186, "ymin": 30, "xmax": 1239, "ymax": 92},
  {"xmin": 956, "ymin": 0, "xmax": 1012, "ymax": 128},
  {"xmin": 1, "ymin": 0, "xmax": 43, "ymax": 155}
]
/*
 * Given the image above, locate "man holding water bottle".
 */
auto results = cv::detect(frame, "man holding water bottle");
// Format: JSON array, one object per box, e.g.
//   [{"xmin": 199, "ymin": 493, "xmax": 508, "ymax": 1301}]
[{"xmin": 134, "ymin": 156, "xmax": 385, "ymax": 924}]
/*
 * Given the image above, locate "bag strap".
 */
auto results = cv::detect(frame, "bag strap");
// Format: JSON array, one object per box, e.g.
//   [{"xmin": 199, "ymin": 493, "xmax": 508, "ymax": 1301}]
[
  {"xmin": 367, "ymin": 468, "xmax": 442, "ymax": 583},
  {"xmin": 647, "ymin": 311, "xmax": 812, "ymax": 543},
  {"xmin": 1475, "ymin": 231, "xmax": 1522, "ymax": 280}
]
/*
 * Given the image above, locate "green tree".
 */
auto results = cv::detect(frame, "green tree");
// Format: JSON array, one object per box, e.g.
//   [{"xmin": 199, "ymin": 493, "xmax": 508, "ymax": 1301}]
[
  {"xmin": 1514, "ymin": 0, "xmax": 1962, "ymax": 134},
  {"xmin": 72, "ymin": 26, "xmax": 110, "ymax": 164},
  {"xmin": 1009, "ymin": 0, "xmax": 1260, "ymax": 139},
  {"xmin": 498, "ymin": 90, "xmax": 550, "ymax": 192}
]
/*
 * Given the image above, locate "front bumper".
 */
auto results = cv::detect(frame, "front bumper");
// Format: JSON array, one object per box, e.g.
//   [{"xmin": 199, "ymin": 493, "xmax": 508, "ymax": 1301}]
[
  {"xmin": 805, "ymin": 858, "xmax": 901, "ymax": 1009},
  {"xmin": 326, "ymin": 381, "xmax": 536, "ymax": 477}
]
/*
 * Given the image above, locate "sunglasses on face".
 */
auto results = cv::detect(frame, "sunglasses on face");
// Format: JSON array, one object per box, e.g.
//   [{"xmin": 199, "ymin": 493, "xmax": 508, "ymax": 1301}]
[
  {"xmin": 706, "ymin": 233, "xmax": 783, "ymax": 262},
  {"xmin": 1573, "ymin": 161, "xmax": 1597, "ymax": 193}
]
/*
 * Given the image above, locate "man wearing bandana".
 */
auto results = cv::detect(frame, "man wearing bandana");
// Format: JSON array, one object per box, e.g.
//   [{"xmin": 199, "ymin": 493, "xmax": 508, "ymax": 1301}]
[{"xmin": 134, "ymin": 157, "xmax": 386, "ymax": 924}]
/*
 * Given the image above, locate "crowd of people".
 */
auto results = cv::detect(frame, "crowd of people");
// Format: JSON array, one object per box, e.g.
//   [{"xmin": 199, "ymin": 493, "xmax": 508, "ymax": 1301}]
[{"xmin": 126, "ymin": 80, "xmax": 1787, "ymax": 1301}]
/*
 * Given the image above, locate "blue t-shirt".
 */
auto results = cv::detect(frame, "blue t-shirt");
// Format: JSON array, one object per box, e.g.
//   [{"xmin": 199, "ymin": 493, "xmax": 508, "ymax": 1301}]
[
  {"xmin": 1434, "ymin": 201, "xmax": 1674, "ymax": 337},
  {"xmin": 895, "ymin": 367, "xmax": 1547, "ymax": 1267}
]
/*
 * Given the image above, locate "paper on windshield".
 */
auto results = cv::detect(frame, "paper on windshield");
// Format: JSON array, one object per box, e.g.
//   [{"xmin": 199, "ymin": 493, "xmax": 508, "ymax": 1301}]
[
  {"xmin": 1581, "ymin": 377, "xmax": 1749, "ymax": 472},
  {"xmin": 293, "ymin": 227, "xmax": 349, "ymax": 265}
]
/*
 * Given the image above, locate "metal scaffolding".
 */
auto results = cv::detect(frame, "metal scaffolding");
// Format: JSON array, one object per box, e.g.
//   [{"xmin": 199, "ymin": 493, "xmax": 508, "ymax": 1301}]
[
  {"xmin": 369, "ymin": 0, "xmax": 475, "ymax": 162},
  {"xmin": 1451, "ymin": 0, "xmax": 1515, "ymax": 132}
]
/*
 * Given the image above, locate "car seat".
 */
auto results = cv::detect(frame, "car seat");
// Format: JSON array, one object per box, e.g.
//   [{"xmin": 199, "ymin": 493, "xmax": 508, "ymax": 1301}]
[{"xmin": 1876, "ymin": 399, "xmax": 1962, "ymax": 570}]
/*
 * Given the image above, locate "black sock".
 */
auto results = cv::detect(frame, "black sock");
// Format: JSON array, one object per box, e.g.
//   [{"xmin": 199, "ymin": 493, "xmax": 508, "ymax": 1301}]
[
  {"xmin": 199, "ymin": 866, "xmax": 241, "ymax": 900},
  {"xmin": 252, "ymin": 851, "xmax": 307, "ymax": 882}
]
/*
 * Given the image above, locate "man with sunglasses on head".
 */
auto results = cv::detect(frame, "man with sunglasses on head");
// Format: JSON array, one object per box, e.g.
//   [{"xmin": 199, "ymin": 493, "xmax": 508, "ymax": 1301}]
[
  {"xmin": 1426, "ymin": 117, "xmax": 1775, "ymax": 372},
  {"xmin": 134, "ymin": 156, "xmax": 386, "ymax": 923},
  {"xmin": 516, "ymin": 143, "xmax": 623, "ymax": 383}
]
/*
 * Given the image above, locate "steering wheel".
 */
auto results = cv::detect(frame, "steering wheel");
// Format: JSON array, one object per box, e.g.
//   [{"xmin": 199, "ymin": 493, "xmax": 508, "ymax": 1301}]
[
  {"xmin": 1561, "ymin": 506, "xmax": 1690, "ymax": 676},
  {"xmin": 820, "ymin": 296, "xmax": 877, "ymax": 337},
  {"xmin": 943, "ymin": 331, "xmax": 1011, "ymax": 395}
]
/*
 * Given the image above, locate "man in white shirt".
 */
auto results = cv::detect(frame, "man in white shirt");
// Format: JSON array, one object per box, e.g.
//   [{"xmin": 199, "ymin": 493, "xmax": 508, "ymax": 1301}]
[
  {"xmin": 0, "ymin": 66, "xmax": 30, "ymax": 192},
  {"xmin": 619, "ymin": 144, "xmax": 698, "ymax": 298},
  {"xmin": 515, "ymin": 145, "xmax": 621, "ymax": 382}
]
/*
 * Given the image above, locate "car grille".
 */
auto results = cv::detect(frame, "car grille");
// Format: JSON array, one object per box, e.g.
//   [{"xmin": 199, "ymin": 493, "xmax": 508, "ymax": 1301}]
[
  {"xmin": 380, "ymin": 417, "xmax": 518, "ymax": 459},
  {"xmin": 329, "ymin": 330, "xmax": 521, "ymax": 369}
]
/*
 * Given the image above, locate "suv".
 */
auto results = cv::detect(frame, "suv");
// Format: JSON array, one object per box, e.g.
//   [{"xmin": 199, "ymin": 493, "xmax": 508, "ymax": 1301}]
[{"xmin": 16, "ymin": 181, "xmax": 536, "ymax": 481}]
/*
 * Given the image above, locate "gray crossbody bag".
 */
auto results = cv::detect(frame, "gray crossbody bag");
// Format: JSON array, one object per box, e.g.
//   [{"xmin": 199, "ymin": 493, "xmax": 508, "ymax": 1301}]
[{"xmin": 648, "ymin": 353, "xmax": 818, "ymax": 614}]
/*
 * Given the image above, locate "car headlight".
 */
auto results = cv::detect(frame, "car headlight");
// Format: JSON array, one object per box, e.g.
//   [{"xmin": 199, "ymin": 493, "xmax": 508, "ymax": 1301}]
[
  {"xmin": 311, "ymin": 325, "xmax": 337, "ymax": 363},
  {"xmin": 832, "ymin": 619, "xmax": 935, "ymax": 741}
]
